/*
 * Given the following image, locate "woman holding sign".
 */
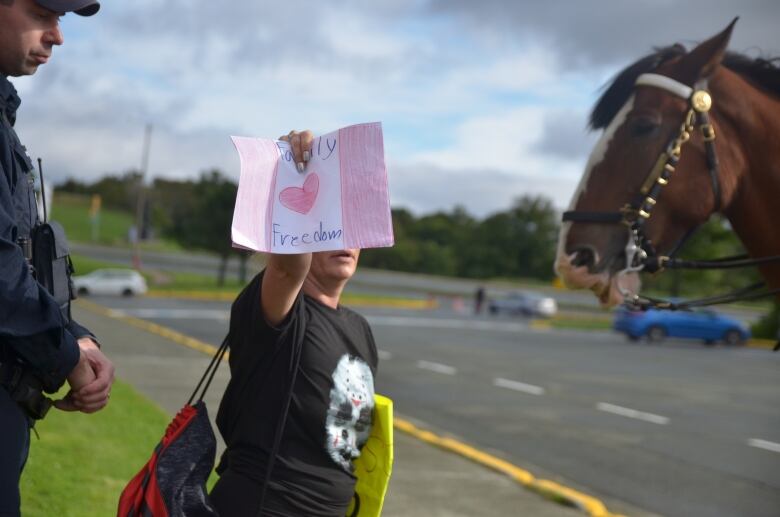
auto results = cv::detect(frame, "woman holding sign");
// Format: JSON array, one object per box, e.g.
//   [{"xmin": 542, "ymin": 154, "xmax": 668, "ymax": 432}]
[{"xmin": 211, "ymin": 129, "xmax": 388, "ymax": 517}]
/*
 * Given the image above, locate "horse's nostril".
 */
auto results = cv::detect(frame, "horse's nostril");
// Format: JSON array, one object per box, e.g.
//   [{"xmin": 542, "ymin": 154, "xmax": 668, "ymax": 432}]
[{"xmin": 571, "ymin": 248, "xmax": 596, "ymax": 268}]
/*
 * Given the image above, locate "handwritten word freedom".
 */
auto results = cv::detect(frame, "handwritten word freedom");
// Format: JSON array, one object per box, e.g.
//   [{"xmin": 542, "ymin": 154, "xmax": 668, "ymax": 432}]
[{"xmin": 272, "ymin": 221, "xmax": 343, "ymax": 247}]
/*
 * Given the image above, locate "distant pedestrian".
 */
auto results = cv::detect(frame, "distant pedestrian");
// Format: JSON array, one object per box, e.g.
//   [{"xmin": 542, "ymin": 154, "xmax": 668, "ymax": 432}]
[{"xmin": 474, "ymin": 285, "xmax": 486, "ymax": 314}]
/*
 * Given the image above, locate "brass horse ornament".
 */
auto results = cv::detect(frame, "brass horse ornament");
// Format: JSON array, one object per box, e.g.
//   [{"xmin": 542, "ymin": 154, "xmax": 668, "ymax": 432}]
[{"xmin": 555, "ymin": 19, "xmax": 780, "ymax": 309}]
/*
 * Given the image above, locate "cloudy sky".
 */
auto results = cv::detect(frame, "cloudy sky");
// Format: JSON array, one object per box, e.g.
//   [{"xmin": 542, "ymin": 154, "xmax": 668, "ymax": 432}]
[{"xmin": 10, "ymin": 0, "xmax": 780, "ymax": 217}]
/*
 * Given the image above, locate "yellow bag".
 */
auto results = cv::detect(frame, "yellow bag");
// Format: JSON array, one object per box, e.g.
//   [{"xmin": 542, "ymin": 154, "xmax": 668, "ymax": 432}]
[{"xmin": 347, "ymin": 394, "xmax": 394, "ymax": 517}]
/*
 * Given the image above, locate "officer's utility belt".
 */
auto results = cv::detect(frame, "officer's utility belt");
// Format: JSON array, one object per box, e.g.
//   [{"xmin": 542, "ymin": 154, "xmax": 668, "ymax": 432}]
[{"xmin": 0, "ymin": 361, "xmax": 53, "ymax": 420}]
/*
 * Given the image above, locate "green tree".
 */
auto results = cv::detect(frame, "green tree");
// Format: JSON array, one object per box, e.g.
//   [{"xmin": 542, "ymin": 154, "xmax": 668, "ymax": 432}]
[
  {"xmin": 162, "ymin": 170, "xmax": 238, "ymax": 286},
  {"xmin": 642, "ymin": 216, "xmax": 761, "ymax": 297}
]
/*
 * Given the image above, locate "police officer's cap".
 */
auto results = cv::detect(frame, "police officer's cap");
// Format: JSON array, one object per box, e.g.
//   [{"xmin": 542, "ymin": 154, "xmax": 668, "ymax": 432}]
[{"xmin": 35, "ymin": 0, "xmax": 100, "ymax": 16}]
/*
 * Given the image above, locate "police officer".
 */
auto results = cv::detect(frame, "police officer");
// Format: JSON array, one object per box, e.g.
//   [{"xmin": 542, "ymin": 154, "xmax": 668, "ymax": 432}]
[{"xmin": 1, "ymin": 1, "xmax": 114, "ymax": 514}]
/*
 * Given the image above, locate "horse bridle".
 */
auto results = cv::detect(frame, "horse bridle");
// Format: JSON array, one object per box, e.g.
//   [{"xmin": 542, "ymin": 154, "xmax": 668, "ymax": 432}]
[{"xmin": 562, "ymin": 73, "xmax": 780, "ymax": 314}]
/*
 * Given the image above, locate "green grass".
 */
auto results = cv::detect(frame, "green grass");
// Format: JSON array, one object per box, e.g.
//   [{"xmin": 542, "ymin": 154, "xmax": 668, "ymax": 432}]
[
  {"xmin": 53, "ymin": 192, "xmax": 182, "ymax": 252},
  {"xmin": 69, "ymin": 254, "xmax": 433, "ymax": 307},
  {"xmin": 53, "ymin": 193, "xmax": 134, "ymax": 246},
  {"xmin": 20, "ymin": 380, "xmax": 172, "ymax": 516},
  {"xmin": 70, "ymin": 253, "xmax": 244, "ymax": 293},
  {"xmin": 548, "ymin": 317, "xmax": 613, "ymax": 331}
]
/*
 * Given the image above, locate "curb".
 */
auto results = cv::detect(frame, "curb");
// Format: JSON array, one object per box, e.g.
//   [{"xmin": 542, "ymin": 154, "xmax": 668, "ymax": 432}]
[
  {"xmin": 75, "ymin": 299, "xmax": 224, "ymax": 358},
  {"xmin": 393, "ymin": 418, "xmax": 624, "ymax": 517},
  {"xmin": 76, "ymin": 298, "xmax": 621, "ymax": 517}
]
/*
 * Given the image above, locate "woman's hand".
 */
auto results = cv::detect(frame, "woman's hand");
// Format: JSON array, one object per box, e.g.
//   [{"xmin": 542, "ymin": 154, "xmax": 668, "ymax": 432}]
[{"xmin": 279, "ymin": 130, "xmax": 314, "ymax": 173}]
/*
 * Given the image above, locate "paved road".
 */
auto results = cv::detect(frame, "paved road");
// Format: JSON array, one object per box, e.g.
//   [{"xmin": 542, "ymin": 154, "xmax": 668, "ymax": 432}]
[
  {"xmin": 72, "ymin": 304, "xmax": 584, "ymax": 517},
  {"xmin": 72, "ymin": 243, "xmax": 767, "ymax": 326},
  {"xmin": 93, "ymin": 294, "xmax": 780, "ymax": 517}
]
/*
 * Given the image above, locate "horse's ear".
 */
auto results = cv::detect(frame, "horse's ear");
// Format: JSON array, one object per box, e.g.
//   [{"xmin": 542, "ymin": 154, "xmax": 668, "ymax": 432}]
[{"xmin": 676, "ymin": 17, "xmax": 738, "ymax": 85}]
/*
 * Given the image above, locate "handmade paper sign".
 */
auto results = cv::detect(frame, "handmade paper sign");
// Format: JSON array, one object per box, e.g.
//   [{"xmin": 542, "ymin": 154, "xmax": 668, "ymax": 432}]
[{"xmin": 231, "ymin": 122, "xmax": 394, "ymax": 253}]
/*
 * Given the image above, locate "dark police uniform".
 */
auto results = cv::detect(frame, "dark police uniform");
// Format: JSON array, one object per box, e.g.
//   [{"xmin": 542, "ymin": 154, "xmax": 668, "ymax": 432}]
[{"xmin": 0, "ymin": 74, "xmax": 93, "ymax": 515}]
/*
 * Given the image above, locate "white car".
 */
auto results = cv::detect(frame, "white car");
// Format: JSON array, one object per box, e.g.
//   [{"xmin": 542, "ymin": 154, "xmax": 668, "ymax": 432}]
[
  {"xmin": 488, "ymin": 291, "xmax": 558, "ymax": 318},
  {"xmin": 72, "ymin": 269, "xmax": 148, "ymax": 297}
]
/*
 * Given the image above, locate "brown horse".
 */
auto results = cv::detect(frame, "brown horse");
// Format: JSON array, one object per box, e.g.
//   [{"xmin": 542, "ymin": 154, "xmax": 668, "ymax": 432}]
[{"xmin": 555, "ymin": 20, "xmax": 780, "ymax": 306}]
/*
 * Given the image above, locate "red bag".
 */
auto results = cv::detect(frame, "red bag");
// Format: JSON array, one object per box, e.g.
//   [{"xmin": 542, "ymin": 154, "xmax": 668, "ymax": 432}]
[{"xmin": 117, "ymin": 337, "xmax": 228, "ymax": 517}]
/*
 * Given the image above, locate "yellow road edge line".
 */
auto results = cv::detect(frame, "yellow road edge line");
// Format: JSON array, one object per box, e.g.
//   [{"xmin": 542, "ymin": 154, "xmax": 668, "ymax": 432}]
[
  {"xmin": 77, "ymin": 298, "xmax": 620, "ymax": 516},
  {"xmin": 393, "ymin": 416, "xmax": 623, "ymax": 517},
  {"xmin": 529, "ymin": 319, "xmax": 552, "ymax": 330},
  {"xmin": 747, "ymin": 338, "xmax": 777, "ymax": 350},
  {"xmin": 75, "ymin": 299, "xmax": 226, "ymax": 359}
]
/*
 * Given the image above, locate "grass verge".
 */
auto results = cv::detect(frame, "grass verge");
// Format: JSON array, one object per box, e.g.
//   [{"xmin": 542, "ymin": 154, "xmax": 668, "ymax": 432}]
[
  {"xmin": 70, "ymin": 254, "xmax": 434, "ymax": 308},
  {"xmin": 20, "ymin": 380, "xmax": 172, "ymax": 517}
]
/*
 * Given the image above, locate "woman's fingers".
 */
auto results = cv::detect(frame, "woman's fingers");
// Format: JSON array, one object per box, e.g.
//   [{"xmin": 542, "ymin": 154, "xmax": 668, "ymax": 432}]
[{"xmin": 281, "ymin": 130, "xmax": 314, "ymax": 172}]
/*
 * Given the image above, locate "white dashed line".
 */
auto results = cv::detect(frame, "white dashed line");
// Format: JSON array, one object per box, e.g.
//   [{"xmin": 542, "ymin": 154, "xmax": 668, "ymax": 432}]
[
  {"xmin": 596, "ymin": 402, "xmax": 669, "ymax": 425},
  {"xmin": 748, "ymin": 438, "xmax": 780, "ymax": 454},
  {"xmin": 377, "ymin": 350, "xmax": 392, "ymax": 361},
  {"xmin": 365, "ymin": 315, "xmax": 526, "ymax": 332},
  {"xmin": 493, "ymin": 377, "xmax": 545, "ymax": 395},
  {"xmin": 416, "ymin": 360, "xmax": 457, "ymax": 375}
]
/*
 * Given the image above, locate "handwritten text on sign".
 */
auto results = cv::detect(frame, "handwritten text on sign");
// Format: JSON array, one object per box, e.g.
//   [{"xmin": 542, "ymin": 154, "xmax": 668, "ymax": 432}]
[{"xmin": 231, "ymin": 122, "xmax": 394, "ymax": 253}]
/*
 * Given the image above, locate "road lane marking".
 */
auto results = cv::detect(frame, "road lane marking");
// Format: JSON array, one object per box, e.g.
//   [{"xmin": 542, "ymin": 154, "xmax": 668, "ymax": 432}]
[
  {"xmin": 109, "ymin": 308, "xmax": 229, "ymax": 320},
  {"xmin": 748, "ymin": 438, "xmax": 780, "ymax": 453},
  {"xmin": 493, "ymin": 377, "xmax": 545, "ymax": 395},
  {"xmin": 365, "ymin": 315, "xmax": 526, "ymax": 332},
  {"xmin": 377, "ymin": 349, "xmax": 392, "ymax": 360},
  {"xmin": 596, "ymin": 402, "xmax": 669, "ymax": 425},
  {"xmin": 416, "ymin": 360, "xmax": 457, "ymax": 375}
]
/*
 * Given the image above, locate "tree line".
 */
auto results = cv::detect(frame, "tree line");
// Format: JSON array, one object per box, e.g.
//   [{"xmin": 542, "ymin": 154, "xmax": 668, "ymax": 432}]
[{"xmin": 57, "ymin": 170, "xmax": 764, "ymax": 295}]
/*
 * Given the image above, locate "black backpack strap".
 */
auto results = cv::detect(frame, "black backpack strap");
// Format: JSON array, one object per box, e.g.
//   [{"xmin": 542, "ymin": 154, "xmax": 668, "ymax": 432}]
[
  {"xmin": 255, "ymin": 322, "xmax": 305, "ymax": 516},
  {"xmin": 188, "ymin": 334, "xmax": 231, "ymax": 406}
]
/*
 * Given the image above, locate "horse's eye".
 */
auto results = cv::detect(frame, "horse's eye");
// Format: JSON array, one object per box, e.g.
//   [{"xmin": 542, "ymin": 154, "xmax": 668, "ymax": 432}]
[{"xmin": 629, "ymin": 115, "xmax": 660, "ymax": 137}]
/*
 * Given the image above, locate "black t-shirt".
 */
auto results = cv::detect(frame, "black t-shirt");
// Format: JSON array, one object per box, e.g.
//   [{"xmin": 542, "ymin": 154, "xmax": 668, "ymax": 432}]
[{"xmin": 215, "ymin": 272, "xmax": 378, "ymax": 517}]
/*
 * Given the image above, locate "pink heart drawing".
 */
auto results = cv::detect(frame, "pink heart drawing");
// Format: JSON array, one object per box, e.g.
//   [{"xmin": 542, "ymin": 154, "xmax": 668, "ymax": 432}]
[{"xmin": 279, "ymin": 173, "xmax": 319, "ymax": 214}]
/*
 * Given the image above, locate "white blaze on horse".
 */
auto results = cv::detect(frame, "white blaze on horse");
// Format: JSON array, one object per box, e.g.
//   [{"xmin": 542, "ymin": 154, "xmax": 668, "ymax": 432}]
[{"xmin": 555, "ymin": 19, "xmax": 780, "ymax": 307}]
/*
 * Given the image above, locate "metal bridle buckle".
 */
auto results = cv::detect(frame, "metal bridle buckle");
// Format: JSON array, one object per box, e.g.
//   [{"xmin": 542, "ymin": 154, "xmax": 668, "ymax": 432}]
[{"xmin": 701, "ymin": 124, "xmax": 716, "ymax": 142}]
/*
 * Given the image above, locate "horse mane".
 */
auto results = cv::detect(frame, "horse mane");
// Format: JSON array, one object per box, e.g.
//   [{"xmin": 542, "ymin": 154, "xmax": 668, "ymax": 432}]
[{"xmin": 590, "ymin": 45, "xmax": 780, "ymax": 130}]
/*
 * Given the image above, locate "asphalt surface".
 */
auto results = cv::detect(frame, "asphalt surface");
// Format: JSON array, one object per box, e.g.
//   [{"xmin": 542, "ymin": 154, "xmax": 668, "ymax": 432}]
[
  {"xmin": 85, "ymin": 293, "xmax": 780, "ymax": 517},
  {"xmin": 71, "ymin": 302, "xmax": 584, "ymax": 517},
  {"xmin": 71, "ymin": 242, "xmax": 767, "ymax": 326}
]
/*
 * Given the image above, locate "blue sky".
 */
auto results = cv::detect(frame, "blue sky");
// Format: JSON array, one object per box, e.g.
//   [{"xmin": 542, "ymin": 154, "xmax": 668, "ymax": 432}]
[{"xmin": 10, "ymin": 0, "xmax": 779, "ymax": 217}]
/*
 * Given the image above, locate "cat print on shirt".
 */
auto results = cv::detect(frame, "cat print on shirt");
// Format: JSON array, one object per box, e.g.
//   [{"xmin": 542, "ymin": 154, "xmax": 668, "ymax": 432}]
[{"xmin": 325, "ymin": 354, "xmax": 375, "ymax": 472}]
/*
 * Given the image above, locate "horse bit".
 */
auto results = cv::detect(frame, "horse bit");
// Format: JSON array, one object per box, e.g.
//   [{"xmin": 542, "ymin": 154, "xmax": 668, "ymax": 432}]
[{"xmin": 562, "ymin": 73, "xmax": 780, "ymax": 313}]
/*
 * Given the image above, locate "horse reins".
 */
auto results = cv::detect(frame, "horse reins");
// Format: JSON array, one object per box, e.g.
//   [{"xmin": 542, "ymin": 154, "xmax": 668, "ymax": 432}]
[{"xmin": 562, "ymin": 72, "xmax": 780, "ymax": 316}]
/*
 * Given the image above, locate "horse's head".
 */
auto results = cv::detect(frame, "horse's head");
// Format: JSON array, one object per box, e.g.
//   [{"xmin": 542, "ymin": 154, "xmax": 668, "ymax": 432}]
[{"xmin": 556, "ymin": 20, "xmax": 738, "ymax": 306}]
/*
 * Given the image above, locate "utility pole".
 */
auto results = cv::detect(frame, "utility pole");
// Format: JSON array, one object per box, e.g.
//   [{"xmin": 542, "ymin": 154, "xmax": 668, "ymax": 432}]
[{"xmin": 132, "ymin": 123, "xmax": 153, "ymax": 270}]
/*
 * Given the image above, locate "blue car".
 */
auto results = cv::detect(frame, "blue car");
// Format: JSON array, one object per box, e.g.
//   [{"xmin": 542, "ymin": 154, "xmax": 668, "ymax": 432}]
[{"xmin": 613, "ymin": 307, "xmax": 750, "ymax": 345}]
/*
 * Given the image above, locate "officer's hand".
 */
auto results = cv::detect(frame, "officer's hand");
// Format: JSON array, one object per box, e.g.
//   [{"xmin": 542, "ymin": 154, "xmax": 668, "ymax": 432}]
[
  {"xmin": 54, "ymin": 342, "xmax": 97, "ymax": 412},
  {"xmin": 56, "ymin": 338, "xmax": 115, "ymax": 413},
  {"xmin": 279, "ymin": 130, "xmax": 314, "ymax": 173}
]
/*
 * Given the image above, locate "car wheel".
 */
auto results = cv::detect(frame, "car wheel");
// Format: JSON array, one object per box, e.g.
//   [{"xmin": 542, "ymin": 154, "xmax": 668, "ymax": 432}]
[
  {"xmin": 646, "ymin": 325, "xmax": 667, "ymax": 343},
  {"xmin": 722, "ymin": 329, "xmax": 744, "ymax": 346},
  {"xmin": 704, "ymin": 339, "xmax": 716, "ymax": 346},
  {"xmin": 489, "ymin": 306, "xmax": 498, "ymax": 315},
  {"xmin": 121, "ymin": 288, "xmax": 134, "ymax": 297},
  {"xmin": 77, "ymin": 287, "xmax": 89, "ymax": 296},
  {"xmin": 626, "ymin": 334, "xmax": 640, "ymax": 343}
]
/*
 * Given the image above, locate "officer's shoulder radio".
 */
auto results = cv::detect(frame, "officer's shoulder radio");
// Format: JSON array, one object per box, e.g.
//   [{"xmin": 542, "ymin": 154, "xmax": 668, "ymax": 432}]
[{"xmin": 19, "ymin": 158, "xmax": 77, "ymax": 324}]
